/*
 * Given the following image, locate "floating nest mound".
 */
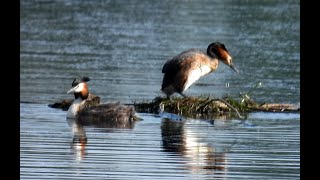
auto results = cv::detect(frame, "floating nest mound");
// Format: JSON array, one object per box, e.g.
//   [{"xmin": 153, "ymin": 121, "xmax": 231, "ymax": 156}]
[
  {"xmin": 49, "ymin": 94, "xmax": 299, "ymax": 119},
  {"xmin": 133, "ymin": 96, "xmax": 300, "ymax": 118},
  {"xmin": 134, "ymin": 96, "xmax": 233, "ymax": 114}
]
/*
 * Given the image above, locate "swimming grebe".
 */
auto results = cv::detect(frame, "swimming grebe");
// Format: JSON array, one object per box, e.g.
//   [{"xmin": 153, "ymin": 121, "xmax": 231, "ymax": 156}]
[
  {"xmin": 66, "ymin": 77, "xmax": 140, "ymax": 128},
  {"xmin": 161, "ymin": 42, "xmax": 239, "ymax": 98}
]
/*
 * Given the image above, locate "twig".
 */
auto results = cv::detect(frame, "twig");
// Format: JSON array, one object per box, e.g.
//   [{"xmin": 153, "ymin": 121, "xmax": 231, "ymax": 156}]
[{"xmin": 217, "ymin": 98, "xmax": 244, "ymax": 119}]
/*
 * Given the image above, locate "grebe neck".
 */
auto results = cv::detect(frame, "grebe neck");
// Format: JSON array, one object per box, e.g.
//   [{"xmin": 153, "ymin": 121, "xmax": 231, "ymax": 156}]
[{"xmin": 67, "ymin": 98, "xmax": 86, "ymax": 119}]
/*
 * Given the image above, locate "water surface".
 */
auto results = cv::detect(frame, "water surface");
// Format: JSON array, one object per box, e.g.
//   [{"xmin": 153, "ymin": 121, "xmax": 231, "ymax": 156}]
[{"xmin": 21, "ymin": 103, "xmax": 299, "ymax": 179}]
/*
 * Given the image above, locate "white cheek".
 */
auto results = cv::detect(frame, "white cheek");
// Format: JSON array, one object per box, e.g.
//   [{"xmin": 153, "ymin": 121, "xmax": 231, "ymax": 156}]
[
  {"xmin": 75, "ymin": 83, "xmax": 85, "ymax": 93},
  {"xmin": 183, "ymin": 65, "xmax": 212, "ymax": 91}
]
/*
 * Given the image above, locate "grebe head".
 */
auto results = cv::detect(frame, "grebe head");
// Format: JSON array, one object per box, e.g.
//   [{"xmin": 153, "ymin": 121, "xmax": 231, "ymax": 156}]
[
  {"xmin": 207, "ymin": 42, "xmax": 239, "ymax": 73},
  {"xmin": 67, "ymin": 80, "xmax": 89, "ymax": 100},
  {"xmin": 71, "ymin": 76, "xmax": 90, "ymax": 88}
]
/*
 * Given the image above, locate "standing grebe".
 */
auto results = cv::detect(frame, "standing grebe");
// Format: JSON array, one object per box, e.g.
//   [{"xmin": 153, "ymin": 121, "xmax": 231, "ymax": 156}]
[
  {"xmin": 161, "ymin": 42, "xmax": 239, "ymax": 98},
  {"xmin": 66, "ymin": 77, "xmax": 141, "ymax": 128}
]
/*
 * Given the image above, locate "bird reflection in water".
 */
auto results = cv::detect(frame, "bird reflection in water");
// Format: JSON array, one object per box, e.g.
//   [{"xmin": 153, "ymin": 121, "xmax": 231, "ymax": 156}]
[
  {"xmin": 161, "ymin": 114, "xmax": 228, "ymax": 176},
  {"xmin": 67, "ymin": 115, "xmax": 139, "ymax": 161},
  {"xmin": 67, "ymin": 118, "xmax": 87, "ymax": 162}
]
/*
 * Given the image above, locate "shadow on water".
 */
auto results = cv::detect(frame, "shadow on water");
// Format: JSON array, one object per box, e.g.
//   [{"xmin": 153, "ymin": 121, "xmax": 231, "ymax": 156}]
[{"xmin": 159, "ymin": 112, "xmax": 234, "ymax": 177}]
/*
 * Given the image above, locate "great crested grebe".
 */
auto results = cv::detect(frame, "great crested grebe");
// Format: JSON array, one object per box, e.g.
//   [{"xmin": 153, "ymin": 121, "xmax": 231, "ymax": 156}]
[
  {"xmin": 161, "ymin": 42, "xmax": 239, "ymax": 98},
  {"xmin": 66, "ymin": 77, "xmax": 141, "ymax": 128}
]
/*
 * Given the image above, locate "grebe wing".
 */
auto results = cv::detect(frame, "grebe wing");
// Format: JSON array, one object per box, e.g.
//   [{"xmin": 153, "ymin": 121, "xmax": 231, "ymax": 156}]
[{"xmin": 162, "ymin": 49, "xmax": 202, "ymax": 73}]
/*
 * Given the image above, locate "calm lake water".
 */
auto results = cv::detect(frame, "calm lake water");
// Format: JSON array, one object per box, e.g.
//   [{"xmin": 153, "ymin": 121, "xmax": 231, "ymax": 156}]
[{"xmin": 20, "ymin": 0, "xmax": 300, "ymax": 179}]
